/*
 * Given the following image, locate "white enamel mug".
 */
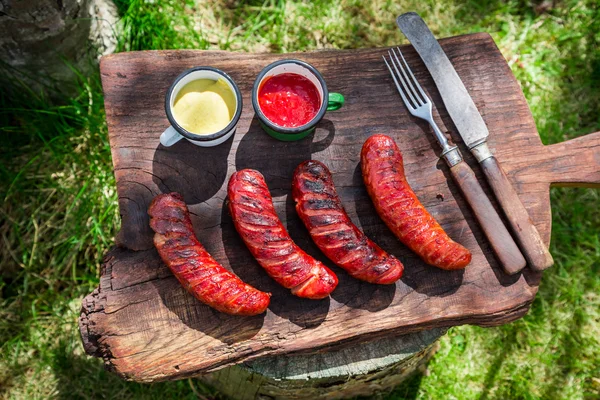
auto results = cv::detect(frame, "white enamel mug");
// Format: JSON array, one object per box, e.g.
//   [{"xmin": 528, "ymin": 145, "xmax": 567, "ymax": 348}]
[{"xmin": 161, "ymin": 67, "xmax": 243, "ymax": 147}]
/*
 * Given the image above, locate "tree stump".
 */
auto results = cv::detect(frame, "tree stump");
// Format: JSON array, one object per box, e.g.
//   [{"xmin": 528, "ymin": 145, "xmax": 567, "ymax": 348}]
[{"xmin": 200, "ymin": 329, "xmax": 445, "ymax": 400}]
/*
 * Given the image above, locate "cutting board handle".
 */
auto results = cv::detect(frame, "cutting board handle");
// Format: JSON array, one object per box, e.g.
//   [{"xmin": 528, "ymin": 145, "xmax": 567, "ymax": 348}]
[{"xmin": 544, "ymin": 131, "xmax": 600, "ymax": 188}]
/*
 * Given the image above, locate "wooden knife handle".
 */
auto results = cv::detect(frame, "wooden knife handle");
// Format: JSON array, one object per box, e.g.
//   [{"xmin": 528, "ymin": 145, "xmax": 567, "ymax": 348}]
[
  {"xmin": 479, "ymin": 156, "xmax": 554, "ymax": 271},
  {"xmin": 449, "ymin": 160, "xmax": 527, "ymax": 274}
]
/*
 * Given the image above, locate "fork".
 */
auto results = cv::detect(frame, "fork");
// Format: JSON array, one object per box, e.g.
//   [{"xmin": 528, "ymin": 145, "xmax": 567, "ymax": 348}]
[{"xmin": 384, "ymin": 47, "xmax": 526, "ymax": 275}]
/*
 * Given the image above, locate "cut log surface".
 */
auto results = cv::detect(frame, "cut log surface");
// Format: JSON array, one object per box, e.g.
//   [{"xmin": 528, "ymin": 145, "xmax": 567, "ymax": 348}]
[
  {"xmin": 80, "ymin": 33, "xmax": 600, "ymax": 383},
  {"xmin": 201, "ymin": 328, "xmax": 445, "ymax": 400}
]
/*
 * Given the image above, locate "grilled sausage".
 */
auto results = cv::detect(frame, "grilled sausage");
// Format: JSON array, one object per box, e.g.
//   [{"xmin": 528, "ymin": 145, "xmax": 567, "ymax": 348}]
[
  {"xmin": 228, "ymin": 169, "xmax": 338, "ymax": 299},
  {"xmin": 148, "ymin": 192, "xmax": 270, "ymax": 316},
  {"xmin": 361, "ymin": 135, "xmax": 472, "ymax": 270},
  {"xmin": 292, "ymin": 160, "xmax": 404, "ymax": 284}
]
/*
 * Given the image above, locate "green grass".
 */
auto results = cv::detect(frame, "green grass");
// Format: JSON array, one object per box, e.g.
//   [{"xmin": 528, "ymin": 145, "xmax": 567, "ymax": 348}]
[{"xmin": 1, "ymin": 0, "xmax": 599, "ymax": 398}]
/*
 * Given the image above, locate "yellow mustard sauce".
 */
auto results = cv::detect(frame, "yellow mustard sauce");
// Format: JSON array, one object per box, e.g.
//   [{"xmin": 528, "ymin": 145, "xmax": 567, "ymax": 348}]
[{"xmin": 172, "ymin": 79, "xmax": 236, "ymax": 135}]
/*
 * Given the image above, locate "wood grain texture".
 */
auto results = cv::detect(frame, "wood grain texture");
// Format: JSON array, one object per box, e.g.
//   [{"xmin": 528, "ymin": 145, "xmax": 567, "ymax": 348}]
[
  {"xmin": 480, "ymin": 155, "xmax": 554, "ymax": 271},
  {"xmin": 79, "ymin": 33, "xmax": 600, "ymax": 382},
  {"xmin": 449, "ymin": 160, "xmax": 526, "ymax": 275},
  {"xmin": 201, "ymin": 329, "xmax": 444, "ymax": 400}
]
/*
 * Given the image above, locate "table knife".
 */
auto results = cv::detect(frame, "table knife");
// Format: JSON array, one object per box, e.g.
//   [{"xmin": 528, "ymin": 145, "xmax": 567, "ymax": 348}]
[
  {"xmin": 384, "ymin": 48, "xmax": 526, "ymax": 274},
  {"xmin": 396, "ymin": 12, "xmax": 553, "ymax": 272}
]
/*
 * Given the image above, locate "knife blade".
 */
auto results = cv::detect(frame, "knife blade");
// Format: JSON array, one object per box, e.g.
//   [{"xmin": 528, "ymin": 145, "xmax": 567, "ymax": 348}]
[{"xmin": 396, "ymin": 12, "xmax": 553, "ymax": 271}]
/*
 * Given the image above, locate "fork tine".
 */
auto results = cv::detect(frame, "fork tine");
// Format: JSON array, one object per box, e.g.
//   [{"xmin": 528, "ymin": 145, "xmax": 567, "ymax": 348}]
[
  {"xmin": 391, "ymin": 48, "xmax": 424, "ymax": 106},
  {"xmin": 396, "ymin": 47, "xmax": 429, "ymax": 103},
  {"xmin": 383, "ymin": 55, "xmax": 414, "ymax": 110},
  {"xmin": 387, "ymin": 50, "xmax": 419, "ymax": 109}
]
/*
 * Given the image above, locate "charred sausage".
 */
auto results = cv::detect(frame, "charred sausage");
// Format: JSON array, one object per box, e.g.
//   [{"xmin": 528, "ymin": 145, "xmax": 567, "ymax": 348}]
[
  {"xmin": 148, "ymin": 193, "xmax": 270, "ymax": 316},
  {"xmin": 228, "ymin": 169, "xmax": 338, "ymax": 299},
  {"xmin": 361, "ymin": 135, "xmax": 472, "ymax": 270},
  {"xmin": 292, "ymin": 160, "xmax": 404, "ymax": 284}
]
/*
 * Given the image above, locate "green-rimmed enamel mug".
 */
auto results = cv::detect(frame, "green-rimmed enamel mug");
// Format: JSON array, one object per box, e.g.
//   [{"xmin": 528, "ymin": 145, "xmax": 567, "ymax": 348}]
[{"xmin": 252, "ymin": 59, "xmax": 344, "ymax": 141}]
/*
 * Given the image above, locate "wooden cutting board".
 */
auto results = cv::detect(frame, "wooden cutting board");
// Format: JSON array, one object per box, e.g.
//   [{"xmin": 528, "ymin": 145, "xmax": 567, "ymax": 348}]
[{"xmin": 79, "ymin": 33, "xmax": 600, "ymax": 382}]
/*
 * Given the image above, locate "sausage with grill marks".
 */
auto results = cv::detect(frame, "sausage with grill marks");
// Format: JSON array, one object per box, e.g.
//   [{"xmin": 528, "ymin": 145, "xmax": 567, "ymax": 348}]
[
  {"xmin": 361, "ymin": 135, "xmax": 472, "ymax": 270},
  {"xmin": 292, "ymin": 160, "xmax": 404, "ymax": 284},
  {"xmin": 228, "ymin": 169, "xmax": 338, "ymax": 299},
  {"xmin": 148, "ymin": 192, "xmax": 271, "ymax": 316}
]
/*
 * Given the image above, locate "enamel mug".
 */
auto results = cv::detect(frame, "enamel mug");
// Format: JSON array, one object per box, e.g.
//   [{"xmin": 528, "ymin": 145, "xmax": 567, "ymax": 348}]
[
  {"xmin": 161, "ymin": 67, "xmax": 243, "ymax": 147},
  {"xmin": 252, "ymin": 59, "xmax": 344, "ymax": 142}
]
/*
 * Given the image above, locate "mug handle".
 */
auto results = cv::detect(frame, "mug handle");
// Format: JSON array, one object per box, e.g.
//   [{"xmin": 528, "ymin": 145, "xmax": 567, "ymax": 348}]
[
  {"xmin": 326, "ymin": 92, "xmax": 345, "ymax": 111},
  {"xmin": 160, "ymin": 126, "xmax": 183, "ymax": 147}
]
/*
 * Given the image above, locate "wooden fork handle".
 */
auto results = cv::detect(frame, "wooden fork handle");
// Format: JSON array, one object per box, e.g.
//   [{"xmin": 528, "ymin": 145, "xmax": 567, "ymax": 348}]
[
  {"xmin": 479, "ymin": 155, "xmax": 554, "ymax": 271},
  {"xmin": 448, "ymin": 159, "xmax": 527, "ymax": 274}
]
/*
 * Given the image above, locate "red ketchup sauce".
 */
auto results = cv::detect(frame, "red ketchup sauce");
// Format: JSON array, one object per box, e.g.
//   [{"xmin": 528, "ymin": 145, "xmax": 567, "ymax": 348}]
[{"xmin": 258, "ymin": 73, "xmax": 321, "ymax": 128}]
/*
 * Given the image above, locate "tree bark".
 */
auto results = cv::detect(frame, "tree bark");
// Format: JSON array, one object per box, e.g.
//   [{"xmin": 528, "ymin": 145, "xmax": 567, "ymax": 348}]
[{"xmin": 0, "ymin": 0, "xmax": 117, "ymax": 95}]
